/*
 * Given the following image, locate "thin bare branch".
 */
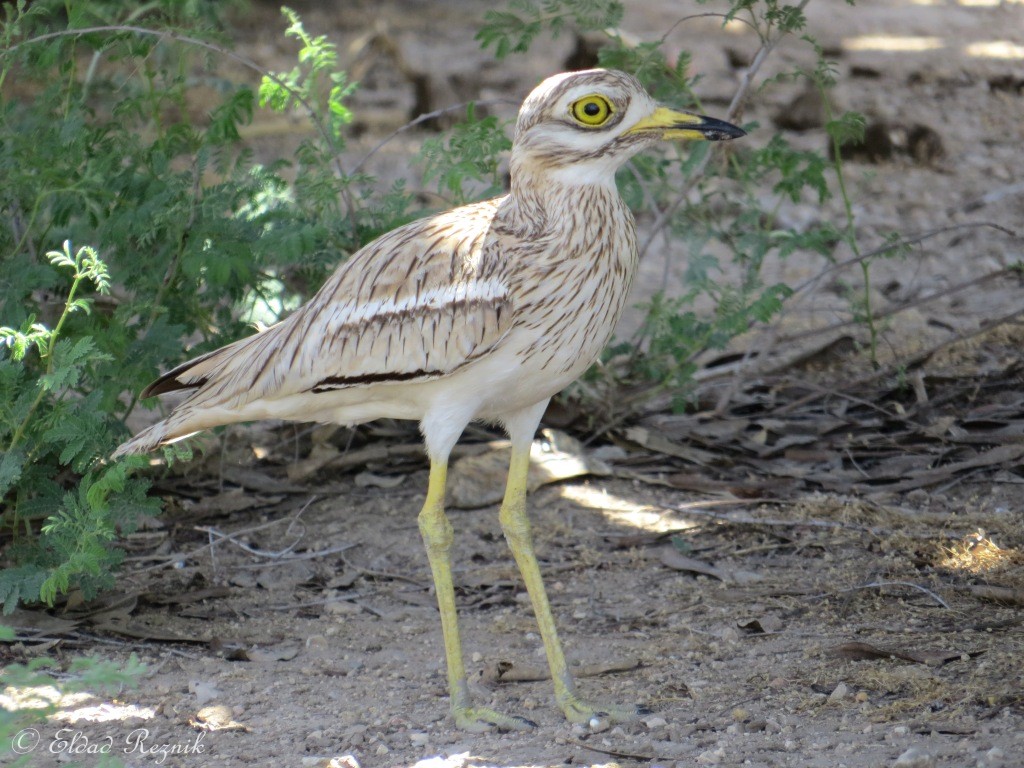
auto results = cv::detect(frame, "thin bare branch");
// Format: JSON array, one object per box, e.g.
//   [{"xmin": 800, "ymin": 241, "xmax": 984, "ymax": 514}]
[
  {"xmin": 638, "ymin": 0, "xmax": 813, "ymax": 261},
  {"xmin": 351, "ymin": 98, "xmax": 518, "ymax": 176},
  {"xmin": 786, "ymin": 222, "xmax": 1020, "ymax": 301},
  {"xmin": 658, "ymin": 12, "xmax": 758, "ymax": 44}
]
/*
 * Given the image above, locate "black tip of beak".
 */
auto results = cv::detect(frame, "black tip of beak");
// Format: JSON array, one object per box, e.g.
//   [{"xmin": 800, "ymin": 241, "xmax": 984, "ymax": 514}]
[{"xmin": 696, "ymin": 115, "xmax": 746, "ymax": 141}]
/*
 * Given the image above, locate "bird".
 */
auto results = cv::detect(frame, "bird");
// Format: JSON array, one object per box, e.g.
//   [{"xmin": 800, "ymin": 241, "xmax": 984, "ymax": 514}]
[{"xmin": 113, "ymin": 69, "xmax": 745, "ymax": 731}]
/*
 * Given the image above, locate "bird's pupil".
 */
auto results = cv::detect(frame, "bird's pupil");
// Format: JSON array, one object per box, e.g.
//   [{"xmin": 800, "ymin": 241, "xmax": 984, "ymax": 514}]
[{"xmin": 584, "ymin": 102, "xmax": 601, "ymax": 116}]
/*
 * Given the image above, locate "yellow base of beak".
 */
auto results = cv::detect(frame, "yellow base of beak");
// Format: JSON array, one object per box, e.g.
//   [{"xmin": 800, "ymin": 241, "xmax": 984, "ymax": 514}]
[{"xmin": 627, "ymin": 106, "xmax": 746, "ymax": 141}]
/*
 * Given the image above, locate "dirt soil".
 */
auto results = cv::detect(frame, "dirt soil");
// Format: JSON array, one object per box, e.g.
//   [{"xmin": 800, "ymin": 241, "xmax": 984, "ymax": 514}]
[{"xmin": 4, "ymin": 1, "xmax": 1024, "ymax": 767}]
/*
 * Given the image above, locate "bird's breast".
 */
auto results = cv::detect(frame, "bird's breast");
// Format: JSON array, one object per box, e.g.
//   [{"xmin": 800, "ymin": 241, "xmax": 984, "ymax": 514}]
[{"xmin": 481, "ymin": 188, "xmax": 639, "ymax": 409}]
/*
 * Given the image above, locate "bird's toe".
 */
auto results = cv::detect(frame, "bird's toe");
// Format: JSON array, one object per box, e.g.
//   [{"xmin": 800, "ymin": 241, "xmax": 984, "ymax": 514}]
[
  {"xmin": 453, "ymin": 705, "xmax": 537, "ymax": 732},
  {"xmin": 560, "ymin": 696, "xmax": 651, "ymax": 727}
]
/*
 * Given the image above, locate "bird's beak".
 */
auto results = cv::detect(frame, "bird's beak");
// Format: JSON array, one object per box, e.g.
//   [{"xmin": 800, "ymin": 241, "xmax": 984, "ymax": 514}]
[{"xmin": 626, "ymin": 106, "xmax": 746, "ymax": 142}]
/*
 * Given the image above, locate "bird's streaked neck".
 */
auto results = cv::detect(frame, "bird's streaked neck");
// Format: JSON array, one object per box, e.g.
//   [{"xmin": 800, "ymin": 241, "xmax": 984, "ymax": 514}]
[
  {"xmin": 510, "ymin": 152, "xmax": 620, "ymax": 193},
  {"xmin": 506, "ymin": 153, "xmax": 621, "ymax": 235}
]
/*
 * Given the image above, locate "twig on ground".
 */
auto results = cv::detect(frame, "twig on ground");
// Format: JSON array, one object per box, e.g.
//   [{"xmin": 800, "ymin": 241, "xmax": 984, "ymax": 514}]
[
  {"xmin": 231, "ymin": 543, "xmax": 356, "ymax": 570},
  {"xmin": 830, "ymin": 580, "xmax": 951, "ymax": 610},
  {"xmin": 135, "ymin": 498, "xmax": 321, "ymax": 573},
  {"xmin": 339, "ymin": 554, "xmax": 428, "ymax": 589},
  {"xmin": 770, "ymin": 305, "xmax": 1024, "ymax": 417},
  {"xmin": 963, "ymin": 585, "xmax": 1024, "ymax": 607},
  {"xmin": 665, "ymin": 503, "xmax": 878, "ymax": 534},
  {"xmin": 198, "ymin": 505, "xmax": 314, "ymax": 566},
  {"xmin": 260, "ymin": 593, "xmax": 369, "ymax": 611},
  {"xmin": 568, "ymin": 739, "xmax": 657, "ymax": 762},
  {"xmin": 60, "ymin": 631, "xmax": 201, "ymax": 660}
]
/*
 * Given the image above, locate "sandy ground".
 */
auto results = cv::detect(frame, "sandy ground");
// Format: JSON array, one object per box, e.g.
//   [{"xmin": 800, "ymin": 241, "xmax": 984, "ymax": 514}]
[{"xmin": 4, "ymin": 1, "xmax": 1023, "ymax": 767}]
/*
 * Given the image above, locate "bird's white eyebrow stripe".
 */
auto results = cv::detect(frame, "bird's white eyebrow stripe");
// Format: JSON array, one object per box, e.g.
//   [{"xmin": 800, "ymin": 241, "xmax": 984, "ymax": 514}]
[{"xmin": 333, "ymin": 278, "xmax": 508, "ymax": 326}]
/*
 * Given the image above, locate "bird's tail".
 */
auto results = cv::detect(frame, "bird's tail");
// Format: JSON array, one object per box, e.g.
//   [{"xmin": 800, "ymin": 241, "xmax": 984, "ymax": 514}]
[
  {"xmin": 111, "ymin": 420, "xmax": 195, "ymax": 459},
  {"xmin": 111, "ymin": 423, "xmax": 168, "ymax": 459}
]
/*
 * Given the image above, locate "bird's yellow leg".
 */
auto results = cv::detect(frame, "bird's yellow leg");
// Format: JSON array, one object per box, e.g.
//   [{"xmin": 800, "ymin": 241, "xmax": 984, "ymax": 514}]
[
  {"xmin": 498, "ymin": 444, "xmax": 649, "ymax": 725},
  {"xmin": 417, "ymin": 458, "xmax": 536, "ymax": 732}
]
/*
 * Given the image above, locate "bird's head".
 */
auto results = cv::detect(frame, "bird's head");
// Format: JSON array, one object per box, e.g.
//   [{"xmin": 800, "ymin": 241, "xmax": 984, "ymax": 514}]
[{"xmin": 511, "ymin": 69, "xmax": 745, "ymax": 188}]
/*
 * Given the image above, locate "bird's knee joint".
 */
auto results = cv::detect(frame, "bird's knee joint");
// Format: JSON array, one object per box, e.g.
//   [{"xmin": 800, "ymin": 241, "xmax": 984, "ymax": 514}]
[
  {"xmin": 419, "ymin": 508, "xmax": 454, "ymax": 551},
  {"xmin": 500, "ymin": 519, "xmax": 532, "ymax": 549}
]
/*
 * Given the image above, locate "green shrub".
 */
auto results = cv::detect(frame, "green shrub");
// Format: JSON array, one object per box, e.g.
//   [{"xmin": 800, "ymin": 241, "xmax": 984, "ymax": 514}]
[{"xmin": 0, "ymin": 0, "xmax": 409, "ymax": 611}]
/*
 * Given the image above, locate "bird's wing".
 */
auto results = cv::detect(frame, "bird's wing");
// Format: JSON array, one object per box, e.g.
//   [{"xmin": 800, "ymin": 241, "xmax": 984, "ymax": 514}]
[{"xmin": 143, "ymin": 199, "xmax": 512, "ymax": 408}]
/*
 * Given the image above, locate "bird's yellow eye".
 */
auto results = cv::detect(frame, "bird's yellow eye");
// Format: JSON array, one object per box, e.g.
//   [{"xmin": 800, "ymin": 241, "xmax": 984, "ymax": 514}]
[{"xmin": 570, "ymin": 95, "xmax": 614, "ymax": 127}]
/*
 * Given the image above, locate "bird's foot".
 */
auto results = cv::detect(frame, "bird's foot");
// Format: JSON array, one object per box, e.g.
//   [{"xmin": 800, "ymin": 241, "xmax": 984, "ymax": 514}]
[
  {"xmin": 453, "ymin": 705, "xmax": 537, "ymax": 733},
  {"xmin": 558, "ymin": 694, "xmax": 652, "ymax": 728}
]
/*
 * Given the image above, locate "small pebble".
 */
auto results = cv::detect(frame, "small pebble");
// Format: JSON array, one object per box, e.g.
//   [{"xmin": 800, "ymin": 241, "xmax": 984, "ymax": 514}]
[
  {"xmin": 374, "ymin": 744, "xmax": 389, "ymax": 756},
  {"xmin": 894, "ymin": 746, "xmax": 935, "ymax": 768},
  {"xmin": 644, "ymin": 715, "xmax": 669, "ymax": 730},
  {"xmin": 719, "ymin": 627, "xmax": 741, "ymax": 643},
  {"xmin": 305, "ymin": 635, "xmax": 329, "ymax": 653},
  {"xmin": 985, "ymin": 747, "xmax": 1005, "ymax": 765},
  {"xmin": 324, "ymin": 600, "xmax": 361, "ymax": 615},
  {"xmin": 829, "ymin": 682, "xmax": 849, "ymax": 703},
  {"xmin": 696, "ymin": 747, "xmax": 725, "ymax": 764},
  {"xmin": 408, "ymin": 731, "xmax": 429, "ymax": 747}
]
